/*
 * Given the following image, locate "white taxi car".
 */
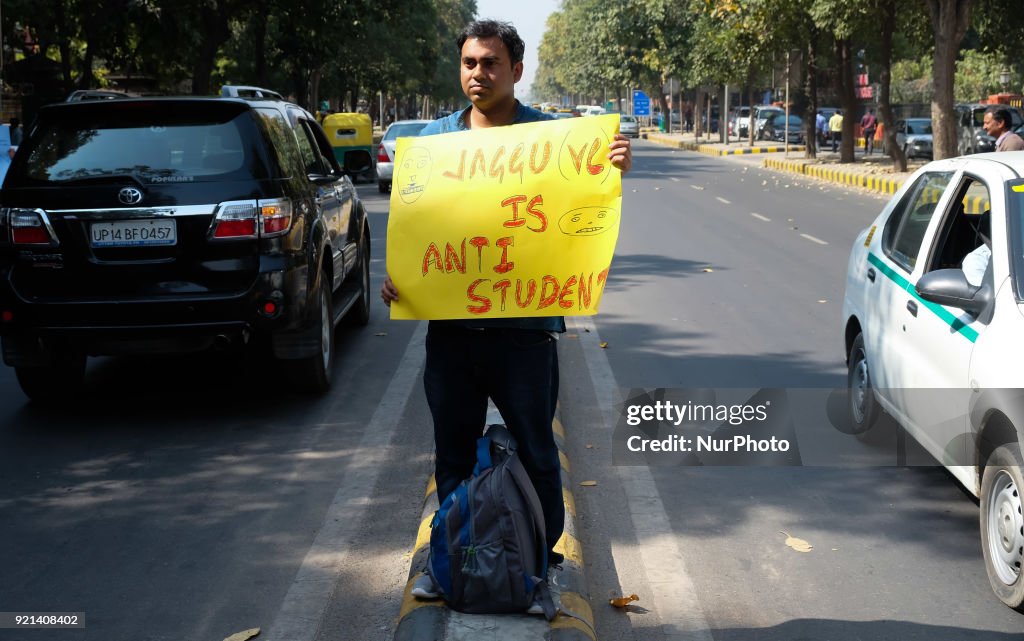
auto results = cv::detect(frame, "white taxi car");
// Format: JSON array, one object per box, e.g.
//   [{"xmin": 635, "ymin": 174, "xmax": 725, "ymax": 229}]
[{"xmin": 842, "ymin": 152, "xmax": 1024, "ymax": 613}]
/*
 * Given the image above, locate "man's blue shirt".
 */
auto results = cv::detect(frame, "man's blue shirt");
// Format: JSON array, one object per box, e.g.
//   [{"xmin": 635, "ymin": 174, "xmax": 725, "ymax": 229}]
[{"xmin": 417, "ymin": 102, "xmax": 564, "ymax": 333}]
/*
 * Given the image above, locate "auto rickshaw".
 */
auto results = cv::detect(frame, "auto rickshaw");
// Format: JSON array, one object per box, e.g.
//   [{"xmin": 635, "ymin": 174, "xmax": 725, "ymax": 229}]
[{"xmin": 323, "ymin": 112, "xmax": 374, "ymax": 183}]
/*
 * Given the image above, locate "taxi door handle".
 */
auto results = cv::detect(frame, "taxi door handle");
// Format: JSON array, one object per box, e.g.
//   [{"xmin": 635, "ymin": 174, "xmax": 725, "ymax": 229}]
[
  {"xmin": 906, "ymin": 300, "xmax": 918, "ymax": 317},
  {"xmin": 867, "ymin": 268, "xmax": 876, "ymax": 283}
]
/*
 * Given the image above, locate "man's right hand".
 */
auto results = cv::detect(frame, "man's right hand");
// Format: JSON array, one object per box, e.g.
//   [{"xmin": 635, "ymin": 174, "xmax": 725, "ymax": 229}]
[{"xmin": 381, "ymin": 274, "xmax": 399, "ymax": 307}]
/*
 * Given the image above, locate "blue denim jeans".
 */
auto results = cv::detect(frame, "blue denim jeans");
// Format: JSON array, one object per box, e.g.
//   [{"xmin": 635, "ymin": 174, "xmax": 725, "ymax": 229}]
[{"xmin": 424, "ymin": 323, "xmax": 563, "ymax": 559}]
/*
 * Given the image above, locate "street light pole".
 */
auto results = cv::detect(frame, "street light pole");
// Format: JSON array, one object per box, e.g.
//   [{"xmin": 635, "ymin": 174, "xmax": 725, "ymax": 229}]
[{"xmin": 784, "ymin": 51, "xmax": 791, "ymax": 158}]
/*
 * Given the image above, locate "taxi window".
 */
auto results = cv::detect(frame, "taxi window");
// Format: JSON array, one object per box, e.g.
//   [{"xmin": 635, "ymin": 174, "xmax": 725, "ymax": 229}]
[
  {"xmin": 883, "ymin": 171, "xmax": 954, "ymax": 272},
  {"xmin": 927, "ymin": 176, "xmax": 991, "ymax": 273}
]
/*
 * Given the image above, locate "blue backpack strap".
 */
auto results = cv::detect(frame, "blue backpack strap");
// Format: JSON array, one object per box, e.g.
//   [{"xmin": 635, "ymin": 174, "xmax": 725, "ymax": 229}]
[{"xmin": 472, "ymin": 436, "xmax": 493, "ymax": 476}]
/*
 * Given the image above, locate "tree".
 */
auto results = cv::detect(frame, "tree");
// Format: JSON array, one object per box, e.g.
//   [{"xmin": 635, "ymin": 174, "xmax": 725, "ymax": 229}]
[{"xmin": 924, "ymin": 0, "xmax": 974, "ymax": 159}]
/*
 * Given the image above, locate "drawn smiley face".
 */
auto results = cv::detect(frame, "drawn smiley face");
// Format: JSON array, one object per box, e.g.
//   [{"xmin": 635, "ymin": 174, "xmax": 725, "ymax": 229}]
[
  {"xmin": 395, "ymin": 146, "xmax": 432, "ymax": 204},
  {"xmin": 558, "ymin": 205, "xmax": 619, "ymax": 236}
]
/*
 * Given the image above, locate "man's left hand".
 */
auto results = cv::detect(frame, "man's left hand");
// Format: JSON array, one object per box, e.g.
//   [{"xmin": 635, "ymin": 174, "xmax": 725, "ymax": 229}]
[{"xmin": 609, "ymin": 134, "xmax": 633, "ymax": 174}]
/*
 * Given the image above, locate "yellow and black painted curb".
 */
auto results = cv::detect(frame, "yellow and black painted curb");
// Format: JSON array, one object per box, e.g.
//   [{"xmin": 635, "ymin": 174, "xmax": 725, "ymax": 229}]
[
  {"xmin": 643, "ymin": 132, "xmax": 805, "ymax": 156},
  {"xmin": 762, "ymin": 157, "xmax": 905, "ymax": 197},
  {"xmin": 393, "ymin": 414, "xmax": 596, "ymax": 641}
]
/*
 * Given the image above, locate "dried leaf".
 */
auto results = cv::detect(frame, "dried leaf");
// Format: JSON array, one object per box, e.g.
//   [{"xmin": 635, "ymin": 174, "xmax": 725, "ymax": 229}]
[
  {"xmin": 817, "ymin": 299, "xmax": 827, "ymax": 304},
  {"xmin": 780, "ymin": 531, "xmax": 813, "ymax": 553},
  {"xmin": 586, "ymin": 444, "xmax": 594, "ymax": 449},
  {"xmin": 702, "ymin": 268, "xmax": 714, "ymax": 273},
  {"xmin": 223, "ymin": 629, "xmax": 260, "ymax": 641},
  {"xmin": 599, "ymin": 341, "xmax": 609, "ymax": 348},
  {"xmin": 609, "ymin": 594, "xmax": 640, "ymax": 608},
  {"xmin": 580, "ymin": 480, "xmax": 598, "ymax": 487}
]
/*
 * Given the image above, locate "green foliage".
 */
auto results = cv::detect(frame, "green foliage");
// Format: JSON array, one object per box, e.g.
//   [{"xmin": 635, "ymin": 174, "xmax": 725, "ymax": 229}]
[
  {"xmin": 955, "ymin": 49, "xmax": 1021, "ymax": 101},
  {"xmin": 891, "ymin": 56, "xmax": 933, "ymax": 103}
]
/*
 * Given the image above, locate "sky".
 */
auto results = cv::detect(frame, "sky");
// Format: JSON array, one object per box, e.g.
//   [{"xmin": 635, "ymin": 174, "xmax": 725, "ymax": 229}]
[{"xmin": 473, "ymin": 0, "xmax": 560, "ymax": 102}]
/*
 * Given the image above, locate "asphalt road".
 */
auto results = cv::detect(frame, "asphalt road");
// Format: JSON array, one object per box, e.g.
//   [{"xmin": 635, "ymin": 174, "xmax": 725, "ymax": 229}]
[{"xmin": 0, "ymin": 145, "xmax": 1021, "ymax": 641}]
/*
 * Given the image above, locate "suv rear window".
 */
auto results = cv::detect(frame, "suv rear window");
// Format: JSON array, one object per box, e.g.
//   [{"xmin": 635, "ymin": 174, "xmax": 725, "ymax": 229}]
[
  {"xmin": 19, "ymin": 103, "xmax": 270, "ymax": 185},
  {"xmin": 384, "ymin": 123, "xmax": 429, "ymax": 140}
]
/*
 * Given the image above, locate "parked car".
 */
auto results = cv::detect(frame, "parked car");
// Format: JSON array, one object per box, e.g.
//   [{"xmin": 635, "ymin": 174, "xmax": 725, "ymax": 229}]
[
  {"xmin": 761, "ymin": 113, "xmax": 804, "ymax": 144},
  {"xmin": 842, "ymin": 153, "xmax": 1024, "ymax": 613},
  {"xmin": 619, "ymin": 114, "xmax": 639, "ymax": 138},
  {"xmin": 957, "ymin": 103, "xmax": 1024, "ymax": 155},
  {"xmin": 375, "ymin": 119, "xmax": 431, "ymax": 193},
  {"xmin": 0, "ymin": 88, "xmax": 372, "ymax": 401},
  {"xmin": 892, "ymin": 118, "xmax": 933, "ymax": 160},
  {"xmin": 753, "ymin": 105, "xmax": 784, "ymax": 139},
  {"xmin": 729, "ymin": 106, "xmax": 752, "ymax": 138}
]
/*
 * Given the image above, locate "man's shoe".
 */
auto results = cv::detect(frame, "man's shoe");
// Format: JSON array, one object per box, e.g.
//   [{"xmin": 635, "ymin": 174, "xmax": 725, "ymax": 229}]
[{"xmin": 411, "ymin": 573, "xmax": 440, "ymax": 599}]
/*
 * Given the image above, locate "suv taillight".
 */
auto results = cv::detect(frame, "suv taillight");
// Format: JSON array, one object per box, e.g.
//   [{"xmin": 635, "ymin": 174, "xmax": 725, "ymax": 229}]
[
  {"xmin": 4, "ymin": 209, "xmax": 59, "ymax": 246},
  {"xmin": 258, "ymin": 198, "xmax": 292, "ymax": 237},
  {"xmin": 209, "ymin": 199, "xmax": 292, "ymax": 240},
  {"xmin": 377, "ymin": 144, "xmax": 390, "ymax": 163}
]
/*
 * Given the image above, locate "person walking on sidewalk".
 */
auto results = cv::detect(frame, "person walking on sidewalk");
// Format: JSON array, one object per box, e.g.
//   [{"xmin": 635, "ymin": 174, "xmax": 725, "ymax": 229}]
[
  {"xmin": 983, "ymin": 105, "xmax": 1024, "ymax": 152},
  {"xmin": 380, "ymin": 19, "xmax": 632, "ymax": 600},
  {"xmin": 815, "ymin": 111, "xmax": 827, "ymax": 148},
  {"xmin": 829, "ymin": 110, "xmax": 843, "ymax": 153},
  {"xmin": 860, "ymin": 109, "xmax": 877, "ymax": 154}
]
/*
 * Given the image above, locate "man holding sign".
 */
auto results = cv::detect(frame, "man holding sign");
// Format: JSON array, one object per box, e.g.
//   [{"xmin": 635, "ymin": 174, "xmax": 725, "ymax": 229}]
[{"xmin": 381, "ymin": 20, "xmax": 631, "ymax": 595}]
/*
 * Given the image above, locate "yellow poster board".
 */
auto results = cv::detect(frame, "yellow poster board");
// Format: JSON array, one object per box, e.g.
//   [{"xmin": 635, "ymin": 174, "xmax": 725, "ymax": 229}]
[{"xmin": 386, "ymin": 113, "xmax": 621, "ymax": 320}]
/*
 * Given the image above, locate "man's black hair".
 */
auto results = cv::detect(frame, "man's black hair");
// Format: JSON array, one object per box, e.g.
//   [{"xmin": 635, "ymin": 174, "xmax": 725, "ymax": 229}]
[
  {"xmin": 457, "ymin": 20, "xmax": 525, "ymax": 66},
  {"xmin": 985, "ymin": 105, "xmax": 1013, "ymax": 129}
]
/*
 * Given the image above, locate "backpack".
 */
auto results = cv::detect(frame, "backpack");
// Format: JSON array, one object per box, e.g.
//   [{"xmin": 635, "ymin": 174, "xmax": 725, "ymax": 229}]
[{"xmin": 427, "ymin": 424, "xmax": 557, "ymax": 619}]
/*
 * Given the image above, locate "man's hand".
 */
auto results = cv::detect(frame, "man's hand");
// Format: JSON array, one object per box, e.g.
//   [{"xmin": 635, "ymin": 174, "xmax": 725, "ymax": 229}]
[
  {"xmin": 609, "ymin": 134, "xmax": 633, "ymax": 174},
  {"xmin": 381, "ymin": 274, "xmax": 399, "ymax": 307}
]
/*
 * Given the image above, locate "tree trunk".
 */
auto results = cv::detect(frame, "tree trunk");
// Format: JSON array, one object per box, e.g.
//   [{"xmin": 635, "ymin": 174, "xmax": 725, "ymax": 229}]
[
  {"xmin": 836, "ymin": 38, "xmax": 857, "ymax": 163},
  {"xmin": 879, "ymin": 0, "xmax": 907, "ymax": 171},
  {"xmin": 805, "ymin": 33, "xmax": 819, "ymax": 159},
  {"xmin": 191, "ymin": 4, "xmax": 231, "ymax": 96},
  {"xmin": 54, "ymin": 0, "xmax": 75, "ymax": 94},
  {"xmin": 926, "ymin": 0, "xmax": 974, "ymax": 159}
]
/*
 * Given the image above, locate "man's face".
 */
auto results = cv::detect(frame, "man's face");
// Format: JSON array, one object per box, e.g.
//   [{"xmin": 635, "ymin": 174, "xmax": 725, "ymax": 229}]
[
  {"xmin": 460, "ymin": 36, "xmax": 523, "ymax": 110},
  {"xmin": 983, "ymin": 112, "xmax": 1004, "ymax": 137}
]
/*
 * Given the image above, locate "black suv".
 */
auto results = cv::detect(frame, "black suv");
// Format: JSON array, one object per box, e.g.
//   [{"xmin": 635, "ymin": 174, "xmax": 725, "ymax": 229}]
[{"xmin": 0, "ymin": 91, "xmax": 371, "ymax": 401}]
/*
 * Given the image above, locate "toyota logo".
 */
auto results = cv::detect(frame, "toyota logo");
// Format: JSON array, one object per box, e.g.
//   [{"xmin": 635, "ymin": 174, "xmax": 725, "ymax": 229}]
[{"xmin": 118, "ymin": 187, "xmax": 143, "ymax": 205}]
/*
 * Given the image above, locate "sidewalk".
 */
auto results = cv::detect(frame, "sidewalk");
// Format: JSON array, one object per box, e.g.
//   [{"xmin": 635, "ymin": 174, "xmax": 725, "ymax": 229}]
[
  {"xmin": 642, "ymin": 130, "xmax": 924, "ymax": 198},
  {"xmin": 393, "ymin": 405, "xmax": 595, "ymax": 641}
]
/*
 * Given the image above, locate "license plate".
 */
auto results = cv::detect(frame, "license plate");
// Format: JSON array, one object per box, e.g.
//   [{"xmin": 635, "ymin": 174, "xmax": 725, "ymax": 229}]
[{"xmin": 90, "ymin": 219, "xmax": 177, "ymax": 247}]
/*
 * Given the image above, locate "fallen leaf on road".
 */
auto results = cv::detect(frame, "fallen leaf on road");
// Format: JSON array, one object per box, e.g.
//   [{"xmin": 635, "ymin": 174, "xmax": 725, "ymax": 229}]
[
  {"xmin": 761, "ymin": 180, "xmax": 767, "ymax": 185},
  {"xmin": 580, "ymin": 480, "xmax": 598, "ymax": 487},
  {"xmin": 654, "ymin": 187, "xmax": 661, "ymax": 191},
  {"xmin": 374, "ymin": 332, "xmax": 387, "ymax": 337},
  {"xmin": 702, "ymin": 268, "xmax": 714, "ymax": 273},
  {"xmin": 586, "ymin": 444, "xmax": 594, "ymax": 449},
  {"xmin": 818, "ymin": 299, "xmax": 827, "ymax": 304},
  {"xmin": 609, "ymin": 594, "xmax": 640, "ymax": 608},
  {"xmin": 690, "ymin": 185, "xmax": 705, "ymax": 190},
  {"xmin": 223, "ymin": 629, "xmax": 260, "ymax": 641},
  {"xmin": 599, "ymin": 341, "xmax": 609, "ymax": 348},
  {"xmin": 780, "ymin": 531, "xmax": 813, "ymax": 552}
]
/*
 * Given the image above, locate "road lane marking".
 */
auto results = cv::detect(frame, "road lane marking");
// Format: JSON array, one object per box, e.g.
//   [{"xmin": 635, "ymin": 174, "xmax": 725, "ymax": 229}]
[
  {"xmin": 264, "ymin": 322, "xmax": 428, "ymax": 641},
  {"xmin": 751, "ymin": 213, "xmax": 771, "ymax": 222},
  {"xmin": 800, "ymin": 233, "xmax": 829, "ymax": 245},
  {"xmin": 569, "ymin": 316, "xmax": 714, "ymax": 641},
  {"xmin": 715, "ymin": 197, "xmax": 731, "ymax": 204}
]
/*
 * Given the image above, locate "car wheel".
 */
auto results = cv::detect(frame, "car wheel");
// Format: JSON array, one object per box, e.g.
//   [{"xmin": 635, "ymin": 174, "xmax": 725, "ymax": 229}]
[
  {"xmin": 15, "ymin": 351, "xmax": 86, "ymax": 404},
  {"xmin": 847, "ymin": 333, "xmax": 879, "ymax": 434},
  {"xmin": 346, "ymin": 225, "xmax": 371, "ymax": 327},
  {"xmin": 285, "ymin": 269, "xmax": 333, "ymax": 394},
  {"xmin": 980, "ymin": 443, "xmax": 1024, "ymax": 612}
]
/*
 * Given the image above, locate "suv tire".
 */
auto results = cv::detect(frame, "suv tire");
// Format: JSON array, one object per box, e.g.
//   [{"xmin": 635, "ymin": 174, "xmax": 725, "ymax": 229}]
[
  {"xmin": 15, "ymin": 351, "xmax": 86, "ymax": 404},
  {"xmin": 980, "ymin": 443, "xmax": 1024, "ymax": 612},
  {"xmin": 285, "ymin": 269, "xmax": 333, "ymax": 394},
  {"xmin": 346, "ymin": 226, "xmax": 371, "ymax": 327}
]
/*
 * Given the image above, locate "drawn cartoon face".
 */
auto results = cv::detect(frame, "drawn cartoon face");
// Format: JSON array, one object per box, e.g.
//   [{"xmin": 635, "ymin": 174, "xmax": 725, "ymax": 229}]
[
  {"xmin": 395, "ymin": 146, "xmax": 432, "ymax": 204},
  {"xmin": 558, "ymin": 206, "xmax": 619, "ymax": 236}
]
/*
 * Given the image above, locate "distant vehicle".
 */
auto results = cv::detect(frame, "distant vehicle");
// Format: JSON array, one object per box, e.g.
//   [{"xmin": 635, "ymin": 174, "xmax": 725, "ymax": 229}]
[
  {"xmin": 576, "ymin": 105, "xmax": 606, "ymax": 117},
  {"xmin": 892, "ymin": 118, "xmax": 933, "ymax": 160},
  {"xmin": 762, "ymin": 113, "xmax": 804, "ymax": 144},
  {"xmin": 375, "ymin": 119, "xmax": 431, "ymax": 193},
  {"xmin": 957, "ymin": 104, "xmax": 1024, "ymax": 155},
  {"xmin": 619, "ymin": 114, "xmax": 639, "ymax": 138},
  {"xmin": 753, "ymin": 105, "xmax": 784, "ymax": 139},
  {"xmin": 65, "ymin": 90, "xmax": 130, "ymax": 102},
  {"xmin": 550, "ymin": 112, "xmax": 574, "ymax": 120},
  {"xmin": 729, "ymin": 106, "xmax": 752, "ymax": 137}
]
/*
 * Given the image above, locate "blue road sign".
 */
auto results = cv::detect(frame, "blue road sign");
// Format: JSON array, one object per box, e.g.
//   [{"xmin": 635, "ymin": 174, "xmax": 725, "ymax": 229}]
[{"xmin": 633, "ymin": 90, "xmax": 651, "ymax": 116}]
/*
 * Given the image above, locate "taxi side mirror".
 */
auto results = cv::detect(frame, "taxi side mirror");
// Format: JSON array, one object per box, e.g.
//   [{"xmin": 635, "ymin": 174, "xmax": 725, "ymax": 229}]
[{"xmin": 915, "ymin": 268, "xmax": 992, "ymax": 316}]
